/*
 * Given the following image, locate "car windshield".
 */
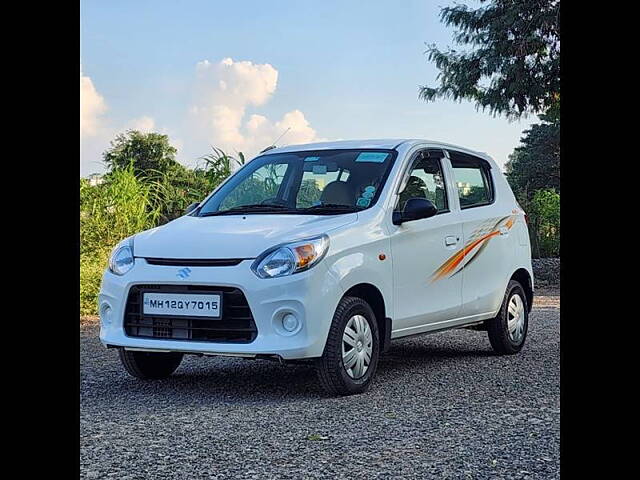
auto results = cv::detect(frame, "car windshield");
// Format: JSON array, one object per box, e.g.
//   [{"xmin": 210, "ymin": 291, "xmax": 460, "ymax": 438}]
[{"xmin": 197, "ymin": 149, "xmax": 397, "ymax": 216}]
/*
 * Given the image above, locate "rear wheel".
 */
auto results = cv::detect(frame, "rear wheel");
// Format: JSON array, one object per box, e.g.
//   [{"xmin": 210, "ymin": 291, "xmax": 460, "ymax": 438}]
[
  {"xmin": 119, "ymin": 349, "xmax": 184, "ymax": 379},
  {"xmin": 315, "ymin": 296, "xmax": 380, "ymax": 396},
  {"xmin": 486, "ymin": 280, "xmax": 529, "ymax": 354}
]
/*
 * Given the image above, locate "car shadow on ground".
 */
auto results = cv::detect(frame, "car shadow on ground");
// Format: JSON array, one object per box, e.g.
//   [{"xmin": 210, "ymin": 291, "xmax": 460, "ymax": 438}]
[{"xmin": 84, "ymin": 339, "xmax": 498, "ymax": 406}]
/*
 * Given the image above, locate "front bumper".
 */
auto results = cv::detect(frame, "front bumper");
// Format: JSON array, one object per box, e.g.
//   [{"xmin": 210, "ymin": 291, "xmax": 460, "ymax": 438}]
[{"xmin": 99, "ymin": 258, "xmax": 344, "ymax": 359}]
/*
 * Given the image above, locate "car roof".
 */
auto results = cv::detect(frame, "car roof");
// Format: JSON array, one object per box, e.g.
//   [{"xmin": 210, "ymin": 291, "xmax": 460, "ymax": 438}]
[{"xmin": 263, "ymin": 139, "xmax": 493, "ymax": 161}]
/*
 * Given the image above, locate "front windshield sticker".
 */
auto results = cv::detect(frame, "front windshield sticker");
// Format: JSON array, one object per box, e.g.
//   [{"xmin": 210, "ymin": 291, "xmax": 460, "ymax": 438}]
[
  {"xmin": 355, "ymin": 152, "xmax": 389, "ymax": 163},
  {"xmin": 312, "ymin": 165, "xmax": 328, "ymax": 174},
  {"xmin": 361, "ymin": 186, "xmax": 376, "ymax": 199},
  {"xmin": 356, "ymin": 197, "xmax": 371, "ymax": 207},
  {"xmin": 304, "ymin": 156, "xmax": 320, "ymax": 162}
]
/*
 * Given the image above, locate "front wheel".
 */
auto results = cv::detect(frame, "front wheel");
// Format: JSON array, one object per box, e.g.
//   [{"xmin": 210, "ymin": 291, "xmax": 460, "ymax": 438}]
[
  {"xmin": 315, "ymin": 296, "xmax": 380, "ymax": 396},
  {"xmin": 119, "ymin": 349, "xmax": 184, "ymax": 379},
  {"xmin": 486, "ymin": 280, "xmax": 529, "ymax": 354}
]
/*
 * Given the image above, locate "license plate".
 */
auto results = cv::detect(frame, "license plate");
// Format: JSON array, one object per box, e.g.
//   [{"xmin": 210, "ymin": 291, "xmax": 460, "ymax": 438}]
[{"xmin": 142, "ymin": 292, "xmax": 222, "ymax": 318}]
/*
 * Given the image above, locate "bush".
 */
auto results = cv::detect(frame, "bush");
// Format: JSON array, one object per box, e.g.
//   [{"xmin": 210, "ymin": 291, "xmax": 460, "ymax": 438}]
[
  {"xmin": 80, "ymin": 248, "xmax": 110, "ymax": 316},
  {"xmin": 528, "ymin": 188, "xmax": 560, "ymax": 258}
]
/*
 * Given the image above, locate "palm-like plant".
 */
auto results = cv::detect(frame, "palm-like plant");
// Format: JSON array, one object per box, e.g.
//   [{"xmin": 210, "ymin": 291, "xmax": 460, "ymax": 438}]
[{"xmin": 197, "ymin": 147, "xmax": 246, "ymax": 191}]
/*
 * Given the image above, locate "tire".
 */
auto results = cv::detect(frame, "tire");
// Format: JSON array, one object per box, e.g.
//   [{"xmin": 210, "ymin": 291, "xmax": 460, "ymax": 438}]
[
  {"xmin": 119, "ymin": 349, "xmax": 184, "ymax": 379},
  {"xmin": 486, "ymin": 280, "xmax": 529, "ymax": 355},
  {"xmin": 315, "ymin": 296, "xmax": 380, "ymax": 396}
]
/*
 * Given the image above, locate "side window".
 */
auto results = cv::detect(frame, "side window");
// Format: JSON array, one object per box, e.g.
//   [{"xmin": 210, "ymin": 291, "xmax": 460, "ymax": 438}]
[
  {"xmin": 450, "ymin": 152, "xmax": 494, "ymax": 208},
  {"xmin": 397, "ymin": 151, "xmax": 448, "ymax": 212}
]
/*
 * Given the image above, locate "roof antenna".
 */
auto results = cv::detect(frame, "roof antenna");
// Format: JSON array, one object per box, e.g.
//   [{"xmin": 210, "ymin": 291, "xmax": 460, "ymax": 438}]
[{"xmin": 259, "ymin": 127, "xmax": 291, "ymax": 154}]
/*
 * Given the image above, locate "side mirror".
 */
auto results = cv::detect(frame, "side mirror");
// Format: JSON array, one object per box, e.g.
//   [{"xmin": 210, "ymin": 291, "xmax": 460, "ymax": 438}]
[
  {"xmin": 392, "ymin": 198, "xmax": 438, "ymax": 225},
  {"xmin": 185, "ymin": 202, "xmax": 200, "ymax": 215}
]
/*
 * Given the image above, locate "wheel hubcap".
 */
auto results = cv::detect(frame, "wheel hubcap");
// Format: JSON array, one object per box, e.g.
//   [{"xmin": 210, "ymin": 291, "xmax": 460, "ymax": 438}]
[
  {"xmin": 342, "ymin": 315, "xmax": 373, "ymax": 379},
  {"xmin": 507, "ymin": 293, "xmax": 526, "ymax": 343}
]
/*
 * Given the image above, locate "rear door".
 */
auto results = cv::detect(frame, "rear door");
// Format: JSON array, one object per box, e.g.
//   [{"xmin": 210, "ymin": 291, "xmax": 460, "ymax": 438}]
[
  {"xmin": 447, "ymin": 150, "xmax": 515, "ymax": 317},
  {"xmin": 389, "ymin": 149, "xmax": 463, "ymax": 336}
]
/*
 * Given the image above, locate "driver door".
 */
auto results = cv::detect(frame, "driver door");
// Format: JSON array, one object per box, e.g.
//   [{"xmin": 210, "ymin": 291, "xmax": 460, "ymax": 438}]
[{"xmin": 389, "ymin": 149, "xmax": 463, "ymax": 335}]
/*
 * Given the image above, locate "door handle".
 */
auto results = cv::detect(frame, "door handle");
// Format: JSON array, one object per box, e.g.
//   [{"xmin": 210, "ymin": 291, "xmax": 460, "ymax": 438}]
[{"xmin": 445, "ymin": 235, "xmax": 458, "ymax": 246}]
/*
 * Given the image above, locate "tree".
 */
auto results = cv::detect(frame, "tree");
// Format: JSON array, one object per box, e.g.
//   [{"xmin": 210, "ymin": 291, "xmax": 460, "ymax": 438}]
[
  {"xmin": 528, "ymin": 188, "xmax": 560, "ymax": 258},
  {"xmin": 505, "ymin": 112, "xmax": 560, "ymax": 203},
  {"xmin": 103, "ymin": 130, "xmax": 181, "ymax": 178},
  {"xmin": 420, "ymin": 0, "xmax": 560, "ymax": 119}
]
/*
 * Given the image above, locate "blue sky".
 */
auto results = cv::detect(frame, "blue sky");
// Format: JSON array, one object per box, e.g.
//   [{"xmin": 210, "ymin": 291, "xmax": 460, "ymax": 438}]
[{"xmin": 80, "ymin": 0, "xmax": 535, "ymax": 176}]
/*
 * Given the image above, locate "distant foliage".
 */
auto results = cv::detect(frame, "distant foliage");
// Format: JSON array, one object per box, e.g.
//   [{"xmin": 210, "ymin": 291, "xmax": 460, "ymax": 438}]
[
  {"xmin": 219, "ymin": 162, "xmax": 285, "ymax": 210},
  {"xmin": 420, "ymin": 0, "xmax": 560, "ymax": 119},
  {"xmin": 296, "ymin": 179, "xmax": 323, "ymax": 208},
  {"xmin": 103, "ymin": 130, "xmax": 180, "ymax": 179},
  {"xmin": 504, "ymin": 112, "xmax": 560, "ymax": 259},
  {"xmin": 528, "ymin": 188, "xmax": 560, "ymax": 258},
  {"xmin": 505, "ymin": 113, "xmax": 560, "ymax": 202},
  {"xmin": 458, "ymin": 185, "xmax": 490, "ymax": 208}
]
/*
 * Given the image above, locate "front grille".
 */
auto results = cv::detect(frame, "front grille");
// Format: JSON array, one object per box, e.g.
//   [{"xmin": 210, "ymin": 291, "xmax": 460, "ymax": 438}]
[
  {"xmin": 144, "ymin": 258, "xmax": 246, "ymax": 267},
  {"xmin": 124, "ymin": 284, "xmax": 257, "ymax": 343}
]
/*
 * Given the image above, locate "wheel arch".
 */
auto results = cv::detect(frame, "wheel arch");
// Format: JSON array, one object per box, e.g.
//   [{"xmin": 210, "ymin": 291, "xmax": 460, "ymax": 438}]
[
  {"xmin": 511, "ymin": 268, "xmax": 534, "ymax": 313},
  {"xmin": 342, "ymin": 283, "xmax": 392, "ymax": 353}
]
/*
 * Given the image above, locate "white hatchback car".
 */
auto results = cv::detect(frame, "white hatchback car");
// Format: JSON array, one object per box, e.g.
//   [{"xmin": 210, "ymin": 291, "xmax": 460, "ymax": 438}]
[{"xmin": 100, "ymin": 139, "xmax": 533, "ymax": 395}]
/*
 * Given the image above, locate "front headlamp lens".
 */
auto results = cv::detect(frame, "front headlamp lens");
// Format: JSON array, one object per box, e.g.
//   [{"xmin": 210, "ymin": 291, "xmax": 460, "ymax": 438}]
[
  {"xmin": 108, "ymin": 238, "xmax": 135, "ymax": 276},
  {"xmin": 253, "ymin": 235, "xmax": 329, "ymax": 279},
  {"xmin": 259, "ymin": 248, "xmax": 296, "ymax": 278}
]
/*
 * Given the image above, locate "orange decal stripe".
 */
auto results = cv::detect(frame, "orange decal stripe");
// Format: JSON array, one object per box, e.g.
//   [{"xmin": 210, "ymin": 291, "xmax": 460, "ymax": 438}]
[
  {"xmin": 431, "ymin": 250, "xmax": 466, "ymax": 281},
  {"xmin": 430, "ymin": 230, "xmax": 500, "ymax": 282},
  {"xmin": 429, "ymin": 215, "xmax": 517, "ymax": 282}
]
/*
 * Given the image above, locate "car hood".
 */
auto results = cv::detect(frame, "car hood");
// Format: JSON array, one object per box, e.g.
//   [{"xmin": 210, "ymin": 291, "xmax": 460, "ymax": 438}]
[{"xmin": 134, "ymin": 213, "xmax": 358, "ymax": 259}]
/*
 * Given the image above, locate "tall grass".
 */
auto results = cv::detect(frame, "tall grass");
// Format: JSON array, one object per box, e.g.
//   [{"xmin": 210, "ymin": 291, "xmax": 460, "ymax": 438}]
[
  {"xmin": 79, "ymin": 148, "xmax": 243, "ymax": 316},
  {"xmin": 80, "ymin": 166, "xmax": 163, "ymax": 315}
]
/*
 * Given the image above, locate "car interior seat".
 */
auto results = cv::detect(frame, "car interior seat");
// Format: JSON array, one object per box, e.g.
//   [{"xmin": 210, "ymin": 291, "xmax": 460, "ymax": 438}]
[{"xmin": 320, "ymin": 181, "xmax": 354, "ymax": 205}]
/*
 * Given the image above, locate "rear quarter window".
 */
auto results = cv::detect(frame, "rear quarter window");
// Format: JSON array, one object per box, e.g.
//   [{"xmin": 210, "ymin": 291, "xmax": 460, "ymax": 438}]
[{"xmin": 449, "ymin": 152, "xmax": 494, "ymax": 208}]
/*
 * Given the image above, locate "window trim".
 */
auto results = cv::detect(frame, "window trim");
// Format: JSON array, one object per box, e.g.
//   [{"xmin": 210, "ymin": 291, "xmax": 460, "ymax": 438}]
[
  {"xmin": 448, "ymin": 150, "xmax": 495, "ymax": 210},
  {"xmin": 394, "ymin": 148, "xmax": 450, "ymax": 215}
]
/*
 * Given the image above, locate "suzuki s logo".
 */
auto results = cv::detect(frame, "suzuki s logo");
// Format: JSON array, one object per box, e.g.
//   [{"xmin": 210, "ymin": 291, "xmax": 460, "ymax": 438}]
[{"xmin": 176, "ymin": 267, "xmax": 192, "ymax": 279}]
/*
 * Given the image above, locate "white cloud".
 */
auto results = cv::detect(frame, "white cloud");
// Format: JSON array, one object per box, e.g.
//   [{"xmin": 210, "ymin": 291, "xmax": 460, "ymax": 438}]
[
  {"xmin": 127, "ymin": 115, "xmax": 156, "ymax": 133},
  {"xmin": 81, "ymin": 65, "xmax": 111, "ymax": 176},
  {"xmin": 80, "ymin": 57, "xmax": 321, "ymax": 176},
  {"xmin": 190, "ymin": 57, "xmax": 320, "ymax": 158},
  {"xmin": 80, "ymin": 66, "xmax": 107, "ymax": 137}
]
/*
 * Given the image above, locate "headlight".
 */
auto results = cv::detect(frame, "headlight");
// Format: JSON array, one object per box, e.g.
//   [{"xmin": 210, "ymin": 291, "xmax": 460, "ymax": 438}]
[
  {"xmin": 252, "ymin": 235, "xmax": 330, "ymax": 279},
  {"xmin": 108, "ymin": 237, "xmax": 135, "ymax": 276}
]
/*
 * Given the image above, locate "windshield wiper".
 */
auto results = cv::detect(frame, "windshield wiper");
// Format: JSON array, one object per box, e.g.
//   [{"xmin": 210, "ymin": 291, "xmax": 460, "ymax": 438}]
[
  {"xmin": 300, "ymin": 203, "xmax": 363, "ymax": 214},
  {"xmin": 200, "ymin": 204, "xmax": 294, "ymax": 216},
  {"xmin": 200, "ymin": 203, "xmax": 363, "ymax": 217}
]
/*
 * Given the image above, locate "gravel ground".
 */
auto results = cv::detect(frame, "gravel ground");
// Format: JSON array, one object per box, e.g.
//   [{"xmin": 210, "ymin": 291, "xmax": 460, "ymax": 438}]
[{"xmin": 80, "ymin": 293, "xmax": 559, "ymax": 479}]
